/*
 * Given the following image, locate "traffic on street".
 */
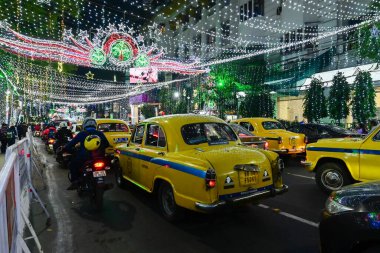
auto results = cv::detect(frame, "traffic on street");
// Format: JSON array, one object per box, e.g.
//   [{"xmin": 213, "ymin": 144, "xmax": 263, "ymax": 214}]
[{"xmin": 1, "ymin": 1, "xmax": 380, "ymax": 253}]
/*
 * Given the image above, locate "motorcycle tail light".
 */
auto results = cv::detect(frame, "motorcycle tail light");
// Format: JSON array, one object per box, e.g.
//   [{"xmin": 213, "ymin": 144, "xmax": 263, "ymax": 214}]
[
  {"xmin": 205, "ymin": 168, "xmax": 216, "ymax": 189},
  {"xmin": 93, "ymin": 161, "xmax": 105, "ymax": 170},
  {"xmin": 48, "ymin": 139, "xmax": 55, "ymax": 144}
]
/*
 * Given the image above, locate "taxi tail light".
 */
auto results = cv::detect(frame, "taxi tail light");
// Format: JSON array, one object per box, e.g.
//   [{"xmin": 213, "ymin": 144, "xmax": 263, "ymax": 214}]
[
  {"xmin": 278, "ymin": 137, "xmax": 283, "ymax": 144},
  {"xmin": 264, "ymin": 141, "xmax": 269, "ymax": 150},
  {"xmin": 304, "ymin": 136, "xmax": 308, "ymax": 144},
  {"xmin": 93, "ymin": 161, "xmax": 105, "ymax": 171},
  {"xmin": 205, "ymin": 168, "xmax": 216, "ymax": 189},
  {"xmin": 115, "ymin": 149, "xmax": 121, "ymax": 154}
]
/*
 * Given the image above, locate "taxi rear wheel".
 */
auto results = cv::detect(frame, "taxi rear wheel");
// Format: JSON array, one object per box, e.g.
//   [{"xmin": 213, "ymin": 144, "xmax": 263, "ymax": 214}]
[
  {"xmin": 115, "ymin": 162, "xmax": 126, "ymax": 188},
  {"xmin": 316, "ymin": 162, "xmax": 351, "ymax": 193},
  {"xmin": 158, "ymin": 182, "xmax": 182, "ymax": 221}
]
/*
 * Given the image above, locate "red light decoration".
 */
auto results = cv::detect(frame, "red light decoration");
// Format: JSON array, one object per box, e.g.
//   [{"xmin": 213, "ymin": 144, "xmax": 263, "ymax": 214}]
[{"xmin": 0, "ymin": 22, "xmax": 207, "ymax": 75}]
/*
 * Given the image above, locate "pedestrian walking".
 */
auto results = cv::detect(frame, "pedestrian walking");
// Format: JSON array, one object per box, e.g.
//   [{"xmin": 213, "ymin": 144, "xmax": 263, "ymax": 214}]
[
  {"xmin": 0, "ymin": 123, "xmax": 8, "ymax": 153},
  {"xmin": 7, "ymin": 124, "xmax": 17, "ymax": 146}
]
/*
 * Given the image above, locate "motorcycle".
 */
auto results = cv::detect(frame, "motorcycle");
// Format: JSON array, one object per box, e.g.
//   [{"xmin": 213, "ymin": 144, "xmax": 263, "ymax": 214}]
[
  {"xmin": 55, "ymin": 136, "xmax": 73, "ymax": 167},
  {"xmin": 71, "ymin": 158, "xmax": 113, "ymax": 211},
  {"xmin": 45, "ymin": 138, "xmax": 55, "ymax": 154}
]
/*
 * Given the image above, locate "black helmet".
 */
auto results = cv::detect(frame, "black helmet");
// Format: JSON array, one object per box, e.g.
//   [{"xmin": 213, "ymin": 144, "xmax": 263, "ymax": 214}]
[{"xmin": 83, "ymin": 117, "xmax": 97, "ymax": 130}]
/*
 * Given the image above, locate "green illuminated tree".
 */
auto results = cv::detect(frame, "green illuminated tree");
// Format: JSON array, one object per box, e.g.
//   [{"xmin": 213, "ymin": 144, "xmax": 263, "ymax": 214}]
[
  {"xmin": 239, "ymin": 87, "xmax": 275, "ymax": 118},
  {"xmin": 351, "ymin": 71, "xmax": 376, "ymax": 124},
  {"xmin": 140, "ymin": 104, "xmax": 156, "ymax": 119},
  {"xmin": 303, "ymin": 78, "xmax": 327, "ymax": 122},
  {"xmin": 328, "ymin": 72, "xmax": 351, "ymax": 124}
]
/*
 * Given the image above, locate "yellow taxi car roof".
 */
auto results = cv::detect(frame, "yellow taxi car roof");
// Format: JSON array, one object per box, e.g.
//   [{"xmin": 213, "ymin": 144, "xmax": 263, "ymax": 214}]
[
  {"xmin": 235, "ymin": 117, "xmax": 278, "ymax": 123},
  {"xmin": 95, "ymin": 118, "xmax": 128, "ymax": 124},
  {"xmin": 143, "ymin": 114, "xmax": 225, "ymax": 126}
]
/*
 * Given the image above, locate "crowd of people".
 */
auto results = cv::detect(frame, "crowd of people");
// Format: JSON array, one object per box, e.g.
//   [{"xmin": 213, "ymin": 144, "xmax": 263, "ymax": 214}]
[{"xmin": 0, "ymin": 122, "xmax": 28, "ymax": 153}]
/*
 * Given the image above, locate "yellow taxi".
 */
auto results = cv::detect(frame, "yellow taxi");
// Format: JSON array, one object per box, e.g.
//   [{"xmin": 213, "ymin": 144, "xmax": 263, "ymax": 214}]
[
  {"xmin": 95, "ymin": 119, "xmax": 132, "ymax": 154},
  {"xmin": 302, "ymin": 125, "xmax": 380, "ymax": 193},
  {"xmin": 232, "ymin": 118, "xmax": 307, "ymax": 154},
  {"xmin": 113, "ymin": 115, "xmax": 288, "ymax": 220}
]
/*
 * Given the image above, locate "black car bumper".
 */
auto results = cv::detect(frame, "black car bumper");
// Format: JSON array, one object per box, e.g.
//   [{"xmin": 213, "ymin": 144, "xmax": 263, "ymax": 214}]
[{"xmin": 320, "ymin": 211, "xmax": 380, "ymax": 253}]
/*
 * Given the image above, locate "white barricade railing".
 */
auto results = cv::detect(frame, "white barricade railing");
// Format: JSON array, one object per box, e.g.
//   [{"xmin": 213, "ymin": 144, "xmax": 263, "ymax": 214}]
[{"xmin": 0, "ymin": 131, "xmax": 49, "ymax": 253}]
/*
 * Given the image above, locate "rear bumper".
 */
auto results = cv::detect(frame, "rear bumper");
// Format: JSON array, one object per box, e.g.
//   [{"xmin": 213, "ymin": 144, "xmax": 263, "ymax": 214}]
[
  {"xmin": 272, "ymin": 148, "xmax": 305, "ymax": 154},
  {"xmin": 300, "ymin": 160, "xmax": 314, "ymax": 171},
  {"xmin": 195, "ymin": 184, "xmax": 288, "ymax": 212}
]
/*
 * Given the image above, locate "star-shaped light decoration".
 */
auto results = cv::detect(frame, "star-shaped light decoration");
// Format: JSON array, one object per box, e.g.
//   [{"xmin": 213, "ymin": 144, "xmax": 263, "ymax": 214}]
[
  {"xmin": 95, "ymin": 27, "xmax": 107, "ymax": 38},
  {"xmin": 106, "ymin": 23, "xmax": 117, "ymax": 33},
  {"xmin": 370, "ymin": 25, "xmax": 379, "ymax": 39},
  {"xmin": 128, "ymin": 26, "xmax": 136, "ymax": 35},
  {"xmin": 86, "ymin": 71, "xmax": 94, "ymax": 80},
  {"xmin": 118, "ymin": 23, "xmax": 126, "ymax": 32},
  {"xmin": 92, "ymin": 36, "xmax": 102, "ymax": 47},
  {"xmin": 0, "ymin": 20, "xmax": 9, "ymax": 29},
  {"xmin": 62, "ymin": 28, "xmax": 73, "ymax": 42},
  {"xmin": 77, "ymin": 30, "xmax": 89, "ymax": 43},
  {"xmin": 136, "ymin": 34, "xmax": 145, "ymax": 43}
]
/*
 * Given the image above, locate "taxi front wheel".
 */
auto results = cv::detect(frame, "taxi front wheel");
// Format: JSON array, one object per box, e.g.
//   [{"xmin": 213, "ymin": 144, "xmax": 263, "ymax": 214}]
[
  {"xmin": 158, "ymin": 182, "xmax": 183, "ymax": 221},
  {"xmin": 316, "ymin": 162, "xmax": 352, "ymax": 193}
]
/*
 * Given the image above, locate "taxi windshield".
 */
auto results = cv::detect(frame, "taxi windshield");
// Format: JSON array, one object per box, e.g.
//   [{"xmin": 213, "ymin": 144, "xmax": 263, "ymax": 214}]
[
  {"xmin": 98, "ymin": 123, "xmax": 129, "ymax": 132},
  {"xmin": 229, "ymin": 124, "xmax": 254, "ymax": 137},
  {"xmin": 262, "ymin": 121, "xmax": 285, "ymax": 130},
  {"xmin": 181, "ymin": 123, "xmax": 238, "ymax": 145}
]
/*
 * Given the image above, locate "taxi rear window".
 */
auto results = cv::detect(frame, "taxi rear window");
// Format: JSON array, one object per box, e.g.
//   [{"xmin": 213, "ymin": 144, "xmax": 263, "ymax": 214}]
[
  {"xmin": 181, "ymin": 123, "xmax": 237, "ymax": 145},
  {"xmin": 262, "ymin": 121, "xmax": 284, "ymax": 130},
  {"xmin": 98, "ymin": 123, "xmax": 129, "ymax": 132}
]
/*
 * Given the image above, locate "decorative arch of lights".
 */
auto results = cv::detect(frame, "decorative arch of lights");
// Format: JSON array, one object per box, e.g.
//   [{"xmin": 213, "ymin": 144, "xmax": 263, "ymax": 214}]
[{"xmin": 0, "ymin": 21, "xmax": 207, "ymax": 75}]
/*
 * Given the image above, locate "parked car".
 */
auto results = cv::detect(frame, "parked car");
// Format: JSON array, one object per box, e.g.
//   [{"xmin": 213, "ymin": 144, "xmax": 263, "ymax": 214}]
[
  {"xmin": 287, "ymin": 123, "xmax": 363, "ymax": 144},
  {"xmin": 95, "ymin": 119, "xmax": 132, "ymax": 155},
  {"xmin": 229, "ymin": 123, "xmax": 268, "ymax": 149},
  {"xmin": 302, "ymin": 125, "xmax": 380, "ymax": 193},
  {"xmin": 320, "ymin": 181, "xmax": 380, "ymax": 253},
  {"xmin": 113, "ymin": 115, "xmax": 288, "ymax": 220},
  {"xmin": 232, "ymin": 118, "xmax": 306, "ymax": 155}
]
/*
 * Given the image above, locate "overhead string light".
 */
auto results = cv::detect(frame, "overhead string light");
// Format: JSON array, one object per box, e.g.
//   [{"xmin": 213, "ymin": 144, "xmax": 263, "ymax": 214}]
[{"xmin": 0, "ymin": 20, "xmax": 207, "ymax": 75}]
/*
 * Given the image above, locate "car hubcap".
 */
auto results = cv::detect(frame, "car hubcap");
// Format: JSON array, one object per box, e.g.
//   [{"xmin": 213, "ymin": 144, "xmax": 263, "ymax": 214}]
[
  {"xmin": 162, "ymin": 187, "xmax": 175, "ymax": 216},
  {"xmin": 321, "ymin": 169, "xmax": 343, "ymax": 190}
]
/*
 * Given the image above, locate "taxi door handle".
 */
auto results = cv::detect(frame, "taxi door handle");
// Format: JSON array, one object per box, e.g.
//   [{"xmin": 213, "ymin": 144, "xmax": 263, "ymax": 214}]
[
  {"xmin": 157, "ymin": 151, "xmax": 165, "ymax": 156},
  {"xmin": 135, "ymin": 148, "xmax": 140, "ymax": 151}
]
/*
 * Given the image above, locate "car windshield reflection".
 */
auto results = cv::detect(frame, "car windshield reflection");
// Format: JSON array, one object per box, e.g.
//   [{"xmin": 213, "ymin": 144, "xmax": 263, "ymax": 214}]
[{"xmin": 181, "ymin": 123, "xmax": 238, "ymax": 145}]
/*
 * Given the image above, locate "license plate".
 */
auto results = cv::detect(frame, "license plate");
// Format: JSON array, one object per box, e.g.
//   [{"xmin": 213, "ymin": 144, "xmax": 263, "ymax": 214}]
[
  {"xmin": 93, "ymin": 170, "xmax": 106, "ymax": 177},
  {"xmin": 49, "ymin": 144, "xmax": 53, "ymax": 148},
  {"xmin": 239, "ymin": 171, "xmax": 258, "ymax": 186}
]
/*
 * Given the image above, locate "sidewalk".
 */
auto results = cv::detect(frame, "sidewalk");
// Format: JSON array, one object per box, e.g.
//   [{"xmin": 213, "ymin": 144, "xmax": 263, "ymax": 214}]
[{"xmin": 0, "ymin": 153, "xmax": 4, "ymax": 169}]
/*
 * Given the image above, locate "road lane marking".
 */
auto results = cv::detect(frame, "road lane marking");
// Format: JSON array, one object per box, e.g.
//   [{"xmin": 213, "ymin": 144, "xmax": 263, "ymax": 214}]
[
  {"xmin": 258, "ymin": 204, "xmax": 319, "ymax": 228},
  {"xmin": 286, "ymin": 172, "xmax": 315, "ymax": 180}
]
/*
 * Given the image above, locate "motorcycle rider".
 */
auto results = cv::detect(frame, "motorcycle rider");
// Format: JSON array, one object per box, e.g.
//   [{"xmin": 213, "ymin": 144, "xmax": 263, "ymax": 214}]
[
  {"xmin": 42, "ymin": 123, "xmax": 57, "ymax": 140},
  {"xmin": 54, "ymin": 122, "xmax": 73, "ymax": 153},
  {"xmin": 64, "ymin": 117, "xmax": 110, "ymax": 190}
]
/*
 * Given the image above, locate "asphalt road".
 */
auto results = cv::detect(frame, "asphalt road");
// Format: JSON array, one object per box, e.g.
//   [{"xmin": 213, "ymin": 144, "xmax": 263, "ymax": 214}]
[{"xmin": 31, "ymin": 140, "xmax": 328, "ymax": 253}]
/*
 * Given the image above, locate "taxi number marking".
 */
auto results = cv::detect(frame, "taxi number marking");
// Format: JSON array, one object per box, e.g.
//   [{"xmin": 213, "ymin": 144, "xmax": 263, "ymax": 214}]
[
  {"xmin": 239, "ymin": 171, "xmax": 258, "ymax": 186},
  {"xmin": 114, "ymin": 137, "xmax": 128, "ymax": 143}
]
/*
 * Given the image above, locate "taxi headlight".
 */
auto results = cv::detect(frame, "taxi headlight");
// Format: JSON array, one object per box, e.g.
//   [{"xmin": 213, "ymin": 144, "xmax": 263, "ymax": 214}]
[{"xmin": 325, "ymin": 195, "xmax": 354, "ymax": 214}]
